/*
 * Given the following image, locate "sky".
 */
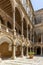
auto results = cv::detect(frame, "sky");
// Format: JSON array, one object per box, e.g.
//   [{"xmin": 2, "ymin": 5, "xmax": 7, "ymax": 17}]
[{"xmin": 31, "ymin": 0, "xmax": 43, "ymax": 11}]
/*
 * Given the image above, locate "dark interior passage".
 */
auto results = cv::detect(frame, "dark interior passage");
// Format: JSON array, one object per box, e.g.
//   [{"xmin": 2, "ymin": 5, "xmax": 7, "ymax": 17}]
[{"xmin": 37, "ymin": 47, "xmax": 41, "ymax": 55}]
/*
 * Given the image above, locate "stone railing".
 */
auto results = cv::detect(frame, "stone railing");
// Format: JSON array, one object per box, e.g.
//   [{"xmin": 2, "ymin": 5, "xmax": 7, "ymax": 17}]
[
  {"xmin": 0, "ymin": 23, "xmax": 13, "ymax": 36},
  {"xmin": 0, "ymin": 24, "xmax": 31, "ymax": 46},
  {"xmin": 0, "ymin": 24, "xmax": 24, "ymax": 40}
]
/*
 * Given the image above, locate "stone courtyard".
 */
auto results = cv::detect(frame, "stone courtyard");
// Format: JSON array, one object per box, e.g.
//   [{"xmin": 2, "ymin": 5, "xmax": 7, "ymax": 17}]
[
  {"xmin": 0, "ymin": 56, "xmax": 43, "ymax": 65},
  {"xmin": 0, "ymin": 0, "xmax": 43, "ymax": 65}
]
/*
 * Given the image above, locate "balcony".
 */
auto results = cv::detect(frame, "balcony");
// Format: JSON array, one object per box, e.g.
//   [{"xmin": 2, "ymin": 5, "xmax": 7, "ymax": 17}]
[
  {"xmin": 0, "ymin": 23, "xmax": 25, "ymax": 40},
  {"xmin": 0, "ymin": 23, "xmax": 13, "ymax": 37}
]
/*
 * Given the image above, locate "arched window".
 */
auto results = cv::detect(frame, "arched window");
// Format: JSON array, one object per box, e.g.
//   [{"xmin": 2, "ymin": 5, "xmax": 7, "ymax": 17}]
[
  {"xmin": 0, "ymin": 15, "xmax": 4, "ymax": 24},
  {"xmin": 7, "ymin": 21, "xmax": 12, "ymax": 29}
]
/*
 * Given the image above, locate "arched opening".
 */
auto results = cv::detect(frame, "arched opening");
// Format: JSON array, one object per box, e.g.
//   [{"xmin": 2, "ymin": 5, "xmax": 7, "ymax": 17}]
[
  {"xmin": 15, "ymin": 27, "xmax": 17, "ymax": 32},
  {"xmin": 23, "ymin": 18, "xmax": 27, "ymax": 38},
  {"xmin": 16, "ymin": 45, "xmax": 21, "ymax": 57},
  {"xmin": 28, "ymin": 47, "xmax": 30, "ymax": 52},
  {"xmin": 38, "ymin": 34, "xmax": 41, "ymax": 43},
  {"xmin": 15, "ymin": 7, "xmax": 21, "ymax": 31},
  {"xmin": 23, "ymin": 18, "xmax": 27, "ymax": 30},
  {"xmin": 0, "ymin": 15, "xmax": 5, "ymax": 25},
  {"xmin": 0, "ymin": 42, "xmax": 12, "ymax": 59},
  {"xmin": 23, "ymin": 46, "xmax": 27, "ymax": 56},
  {"xmin": 37, "ymin": 47, "xmax": 41, "ymax": 55},
  {"xmin": 0, "ymin": 0, "xmax": 13, "ymax": 30},
  {"xmin": 34, "ymin": 47, "xmax": 37, "ymax": 55},
  {"xmin": 15, "ymin": 40, "xmax": 21, "ymax": 57},
  {"xmin": 42, "ymin": 48, "xmax": 43, "ymax": 56},
  {"xmin": 28, "ymin": 25, "xmax": 30, "ymax": 40},
  {"xmin": 7, "ymin": 21, "xmax": 12, "ymax": 29},
  {"xmin": 0, "ymin": 36, "xmax": 13, "ymax": 59},
  {"xmin": 19, "ymin": 30, "xmax": 21, "ymax": 35}
]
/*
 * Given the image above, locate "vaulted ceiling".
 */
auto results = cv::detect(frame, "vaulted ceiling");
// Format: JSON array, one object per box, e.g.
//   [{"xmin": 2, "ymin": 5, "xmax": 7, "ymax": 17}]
[{"xmin": 0, "ymin": 0, "xmax": 13, "ymax": 17}]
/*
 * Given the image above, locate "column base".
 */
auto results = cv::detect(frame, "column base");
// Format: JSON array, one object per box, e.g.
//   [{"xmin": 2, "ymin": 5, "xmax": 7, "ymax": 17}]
[
  {"xmin": 26, "ymin": 55, "xmax": 29, "ymax": 59},
  {"xmin": 21, "ymin": 55, "xmax": 24, "ymax": 58},
  {"xmin": 21, "ymin": 35, "xmax": 24, "ymax": 40},
  {"xmin": 11, "ymin": 56, "xmax": 16, "ymax": 60},
  {"xmin": 26, "ymin": 54, "xmax": 29, "ymax": 57}
]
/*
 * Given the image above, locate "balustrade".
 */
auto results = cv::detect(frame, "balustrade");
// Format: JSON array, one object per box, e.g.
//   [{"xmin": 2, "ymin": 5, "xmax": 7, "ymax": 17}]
[{"xmin": 0, "ymin": 23, "xmax": 13, "ymax": 35}]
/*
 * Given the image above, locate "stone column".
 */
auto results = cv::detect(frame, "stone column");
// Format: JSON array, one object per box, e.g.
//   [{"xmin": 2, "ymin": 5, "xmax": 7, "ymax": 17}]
[
  {"xmin": 26, "ymin": 23, "xmax": 29, "ymax": 57},
  {"xmin": 27, "ymin": 23, "xmax": 28, "ymax": 39},
  {"xmin": 32, "ymin": 30, "xmax": 34, "ymax": 53},
  {"xmin": 13, "ymin": 0, "xmax": 16, "ymax": 36},
  {"xmin": 13, "ymin": 0, "xmax": 16, "ymax": 59},
  {"xmin": 21, "ymin": 45, "xmax": 24, "ymax": 57},
  {"xmin": 21, "ymin": 20, "xmax": 24, "ymax": 57},
  {"xmin": 21, "ymin": 14, "xmax": 24, "ymax": 57},
  {"xmin": 41, "ymin": 33, "xmax": 43, "ymax": 44},
  {"xmin": 21, "ymin": 13, "xmax": 24, "ymax": 37},
  {"xmin": 13, "ymin": 44, "xmax": 16, "ymax": 59},
  {"xmin": 26, "ymin": 45, "xmax": 28, "ymax": 57},
  {"xmin": 41, "ymin": 47, "xmax": 42, "ymax": 56}
]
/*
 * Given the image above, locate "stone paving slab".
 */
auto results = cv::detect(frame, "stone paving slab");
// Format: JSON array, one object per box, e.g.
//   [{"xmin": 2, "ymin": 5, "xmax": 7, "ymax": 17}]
[{"xmin": 0, "ymin": 56, "xmax": 43, "ymax": 65}]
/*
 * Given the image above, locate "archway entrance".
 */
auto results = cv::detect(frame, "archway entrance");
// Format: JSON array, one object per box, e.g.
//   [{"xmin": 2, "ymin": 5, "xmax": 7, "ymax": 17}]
[
  {"xmin": 37, "ymin": 47, "xmax": 41, "ymax": 55},
  {"xmin": 0, "ymin": 42, "xmax": 12, "ymax": 59},
  {"xmin": 23, "ymin": 46, "xmax": 27, "ymax": 56},
  {"xmin": 16, "ymin": 45, "xmax": 21, "ymax": 57},
  {"xmin": 15, "ymin": 40, "xmax": 22, "ymax": 57}
]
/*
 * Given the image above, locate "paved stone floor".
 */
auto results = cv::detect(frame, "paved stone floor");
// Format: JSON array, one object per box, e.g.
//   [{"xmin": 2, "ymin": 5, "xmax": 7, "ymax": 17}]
[{"xmin": 0, "ymin": 56, "xmax": 43, "ymax": 65}]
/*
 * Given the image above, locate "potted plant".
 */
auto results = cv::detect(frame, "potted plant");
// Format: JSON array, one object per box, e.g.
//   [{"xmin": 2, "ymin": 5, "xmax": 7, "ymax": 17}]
[{"xmin": 28, "ymin": 52, "xmax": 35, "ymax": 59}]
